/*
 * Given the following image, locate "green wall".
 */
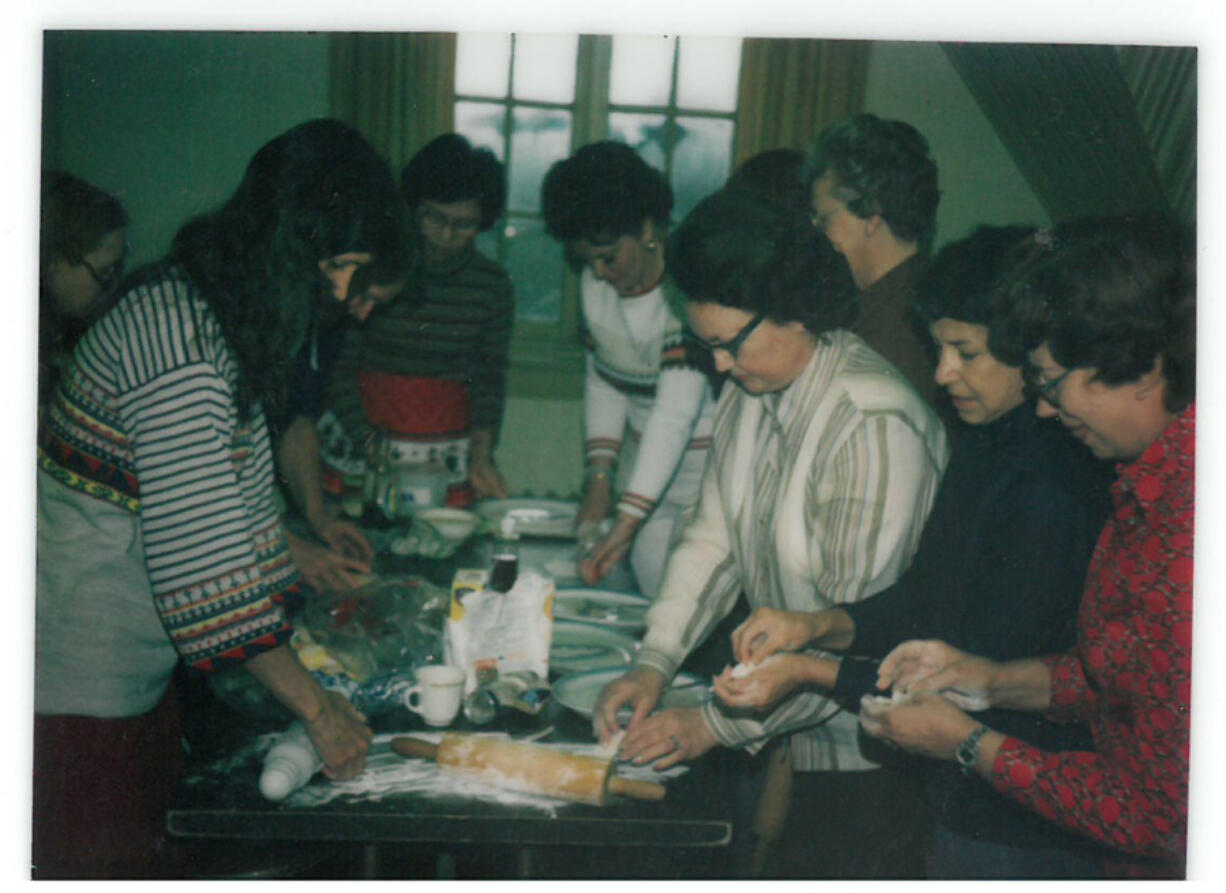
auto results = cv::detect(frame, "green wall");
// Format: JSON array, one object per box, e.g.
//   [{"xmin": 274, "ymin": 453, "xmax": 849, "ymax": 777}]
[
  {"xmin": 863, "ymin": 40, "xmax": 1051, "ymax": 245},
  {"xmin": 44, "ymin": 31, "xmax": 331, "ymax": 267}
]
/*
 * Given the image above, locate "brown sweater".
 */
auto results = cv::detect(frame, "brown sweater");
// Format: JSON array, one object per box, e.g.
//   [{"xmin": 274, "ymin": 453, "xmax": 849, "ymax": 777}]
[{"xmin": 852, "ymin": 254, "xmax": 951, "ymax": 427}]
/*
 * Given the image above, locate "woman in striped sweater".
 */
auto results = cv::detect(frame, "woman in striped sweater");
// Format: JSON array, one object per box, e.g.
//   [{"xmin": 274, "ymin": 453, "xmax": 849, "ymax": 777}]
[
  {"xmin": 324, "ymin": 133, "xmax": 515, "ymax": 506},
  {"xmin": 34, "ymin": 119, "xmax": 409, "ymax": 878}
]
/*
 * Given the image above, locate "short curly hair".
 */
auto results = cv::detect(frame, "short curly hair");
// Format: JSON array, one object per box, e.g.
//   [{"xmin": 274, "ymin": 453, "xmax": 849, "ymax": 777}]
[
  {"xmin": 987, "ymin": 216, "xmax": 1195, "ymax": 412},
  {"xmin": 804, "ymin": 113, "xmax": 940, "ymax": 246},
  {"xmin": 400, "ymin": 133, "xmax": 506, "ymax": 231},
  {"xmin": 541, "ymin": 141, "xmax": 673, "ymax": 244},
  {"xmin": 912, "ymin": 224, "xmax": 1035, "ymax": 349},
  {"xmin": 668, "ymin": 187, "xmax": 856, "ymax": 337}
]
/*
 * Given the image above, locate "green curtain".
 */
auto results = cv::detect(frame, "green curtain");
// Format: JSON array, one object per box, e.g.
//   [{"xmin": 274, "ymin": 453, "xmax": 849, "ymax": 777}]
[
  {"xmin": 734, "ymin": 38, "xmax": 870, "ymax": 167},
  {"xmin": 942, "ymin": 42, "xmax": 1184, "ymax": 224},
  {"xmin": 329, "ymin": 32, "xmax": 457, "ymax": 174}
]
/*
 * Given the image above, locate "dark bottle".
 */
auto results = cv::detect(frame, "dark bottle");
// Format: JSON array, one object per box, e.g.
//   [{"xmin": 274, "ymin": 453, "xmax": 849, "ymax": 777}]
[{"xmin": 488, "ymin": 516, "xmax": 520, "ymax": 593}]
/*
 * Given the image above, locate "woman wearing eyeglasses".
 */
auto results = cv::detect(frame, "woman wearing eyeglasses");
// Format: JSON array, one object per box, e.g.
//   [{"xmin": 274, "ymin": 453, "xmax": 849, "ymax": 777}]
[
  {"xmin": 541, "ymin": 141, "xmax": 718, "ymax": 598},
  {"xmin": 325, "ymin": 133, "xmax": 515, "ymax": 505},
  {"xmin": 854, "ymin": 216, "xmax": 1194, "ymax": 879},
  {"xmin": 38, "ymin": 171, "xmax": 128, "ymax": 409},
  {"xmin": 593, "ymin": 187, "xmax": 947, "ymax": 878},
  {"xmin": 712, "ymin": 226, "xmax": 1116, "ymax": 878}
]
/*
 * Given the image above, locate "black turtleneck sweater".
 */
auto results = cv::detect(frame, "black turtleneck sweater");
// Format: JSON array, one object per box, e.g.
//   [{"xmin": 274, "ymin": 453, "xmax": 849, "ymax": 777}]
[{"xmin": 833, "ymin": 402, "xmax": 1115, "ymax": 849}]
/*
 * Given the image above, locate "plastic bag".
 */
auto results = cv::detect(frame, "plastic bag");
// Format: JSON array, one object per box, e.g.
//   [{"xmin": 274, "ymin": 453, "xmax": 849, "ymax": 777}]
[{"xmin": 301, "ymin": 575, "xmax": 449, "ymax": 681}]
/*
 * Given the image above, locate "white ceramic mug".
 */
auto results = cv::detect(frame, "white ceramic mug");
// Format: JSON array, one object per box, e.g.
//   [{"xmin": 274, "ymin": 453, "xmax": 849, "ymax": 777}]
[{"xmin": 404, "ymin": 665, "xmax": 465, "ymax": 727}]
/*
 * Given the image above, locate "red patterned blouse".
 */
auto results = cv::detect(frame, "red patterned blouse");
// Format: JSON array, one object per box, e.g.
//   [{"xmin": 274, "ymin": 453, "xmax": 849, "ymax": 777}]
[{"xmin": 990, "ymin": 405, "xmax": 1194, "ymax": 875}]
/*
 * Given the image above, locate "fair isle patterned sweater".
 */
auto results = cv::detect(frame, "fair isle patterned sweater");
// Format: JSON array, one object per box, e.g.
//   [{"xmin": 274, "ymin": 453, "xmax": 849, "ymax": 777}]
[
  {"xmin": 580, "ymin": 270, "xmax": 716, "ymax": 519},
  {"xmin": 37, "ymin": 269, "xmax": 296, "ymax": 674}
]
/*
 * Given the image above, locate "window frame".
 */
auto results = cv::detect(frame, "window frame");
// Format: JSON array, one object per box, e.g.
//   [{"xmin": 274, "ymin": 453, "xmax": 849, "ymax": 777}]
[{"xmin": 454, "ymin": 34, "xmax": 740, "ymax": 400}]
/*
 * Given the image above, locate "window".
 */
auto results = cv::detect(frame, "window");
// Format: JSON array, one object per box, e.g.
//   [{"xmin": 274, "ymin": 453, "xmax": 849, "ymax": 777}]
[{"xmin": 454, "ymin": 34, "xmax": 742, "ymax": 398}]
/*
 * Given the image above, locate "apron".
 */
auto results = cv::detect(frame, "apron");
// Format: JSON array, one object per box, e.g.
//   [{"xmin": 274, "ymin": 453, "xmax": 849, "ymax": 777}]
[{"xmin": 356, "ymin": 371, "xmax": 474, "ymax": 508}]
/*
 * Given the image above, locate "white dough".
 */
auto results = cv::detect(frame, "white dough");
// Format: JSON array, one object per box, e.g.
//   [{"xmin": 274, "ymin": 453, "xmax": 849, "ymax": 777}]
[{"xmin": 730, "ymin": 653, "xmax": 781, "ymax": 679}]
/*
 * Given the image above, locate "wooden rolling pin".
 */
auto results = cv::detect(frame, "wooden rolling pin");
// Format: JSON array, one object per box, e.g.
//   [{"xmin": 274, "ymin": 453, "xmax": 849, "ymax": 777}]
[{"xmin": 391, "ymin": 733, "xmax": 666, "ymax": 806}]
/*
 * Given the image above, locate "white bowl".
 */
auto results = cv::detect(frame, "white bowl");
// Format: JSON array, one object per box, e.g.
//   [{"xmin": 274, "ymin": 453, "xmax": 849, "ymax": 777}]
[{"xmin": 416, "ymin": 507, "xmax": 479, "ymax": 542}]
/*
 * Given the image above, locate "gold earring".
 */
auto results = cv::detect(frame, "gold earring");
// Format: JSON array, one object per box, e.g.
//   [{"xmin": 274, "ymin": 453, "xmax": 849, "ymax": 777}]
[{"xmin": 645, "ymin": 240, "xmax": 658, "ymax": 251}]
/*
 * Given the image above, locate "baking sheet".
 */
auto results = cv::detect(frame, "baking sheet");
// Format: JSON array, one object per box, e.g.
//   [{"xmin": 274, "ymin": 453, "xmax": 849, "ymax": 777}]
[
  {"xmin": 549, "ymin": 620, "xmax": 639, "ymax": 674},
  {"xmin": 475, "ymin": 498, "xmax": 579, "ymax": 539},
  {"xmin": 552, "ymin": 588, "xmax": 651, "ymax": 631}
]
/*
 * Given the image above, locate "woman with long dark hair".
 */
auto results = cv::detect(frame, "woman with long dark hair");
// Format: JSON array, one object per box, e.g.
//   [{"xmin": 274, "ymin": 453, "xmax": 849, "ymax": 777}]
[{"xmin": 34, "ymin": 119, "xmax": 409, "ymax": 878}]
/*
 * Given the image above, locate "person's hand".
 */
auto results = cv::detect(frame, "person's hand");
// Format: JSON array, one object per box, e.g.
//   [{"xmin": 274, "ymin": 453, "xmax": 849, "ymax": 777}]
[
  {"xmin": 858, "ymin": 690, "xmax": 980, "ymax": 762},
  {"xmin": 593, "ymin": 666, "xmax": 667, "ymax": 746},
  {"xmin": 876, "ymin": 639, "xmax": 996, "ymax": 711},
  {"xmin": 576, "ymin": 471, "xmax": 613, "ymax": 526},
  {"xmin": 713, "ymin": 653, "xmax": 809, "ymax": 712},
  {"xmin": 617, "ymin": 707, "xmax": 720, "ymax": 771},
  {"xmin": 577, "ymin": 513, "xmax": 639, "ymax": 585},
  {"xmin": 313, "ymin": 516, "xmax": 375, "ymax": 565},
  {"xmin": 731, "ymin": 607, "xmax": 822, "ymax": 665},
  {"xmin": 286, "ymin": 529, "xmax": 373, "ymax": 594},
  {"xmin": 470, "ymin": 455, "xmax": 510, "ymax": 500},
  {"xmin": 302, "ymin": 689, "xmax": 374, "ymax": 780}
]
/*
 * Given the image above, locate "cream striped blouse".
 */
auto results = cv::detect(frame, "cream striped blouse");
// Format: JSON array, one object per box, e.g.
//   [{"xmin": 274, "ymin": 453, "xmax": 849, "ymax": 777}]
[{"xmin": 636, "ymin": 329, "xmax": 948, "ymax": 772}]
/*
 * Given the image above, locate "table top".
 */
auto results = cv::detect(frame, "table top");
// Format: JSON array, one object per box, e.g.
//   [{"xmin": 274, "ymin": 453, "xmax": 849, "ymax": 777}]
[
  {"xmin": 168, "ymin": 514, "xmax": 735, "ymax": 850},
  {"xmin": 168, "ymin": 688, "xmax": 737, "ymax": 849}
]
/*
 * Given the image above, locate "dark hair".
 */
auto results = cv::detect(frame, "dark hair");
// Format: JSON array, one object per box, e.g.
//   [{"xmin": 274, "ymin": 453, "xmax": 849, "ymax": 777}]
[
  {"xmin": 668, "ymin": 187, "xmax": 856, "ymax": 336},
  {"xmin": 40, "ymin": 171, "xmax": 128, "ymax": 273},
  {"xmin": 168, "ymin": 118, "xmax": 410, "ymax": 419},
  {"xmin": 400, "ymin": 133, "xmax": 506, "ymax": 231},
  {"xmin": 913, "ymin": 225, "xmax": 1034, "ymax": 364},
  {"xmin": 726, "ymin": 149, "xmax": 808, "ymax": 218},
  {"xmin": 541, "ymin": 141, "xmax": 673, "ymax": 244},
  {"xmin": 988, "ymin": 216, "xmax": 1195, "ymax": 412},
  {"xmin": 804, "ymin": 113, "xmax": 940, "ymax": 247}
]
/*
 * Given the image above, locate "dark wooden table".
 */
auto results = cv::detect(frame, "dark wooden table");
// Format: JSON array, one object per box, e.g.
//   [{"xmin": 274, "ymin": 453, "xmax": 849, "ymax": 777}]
[{"xmin": 166, "ymin": 518, "xmax": 745, "ymax": 879}]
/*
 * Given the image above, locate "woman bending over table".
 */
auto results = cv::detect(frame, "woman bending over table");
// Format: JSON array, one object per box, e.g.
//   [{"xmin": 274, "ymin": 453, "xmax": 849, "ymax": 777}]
[
  {"xmin": 541, "ymin": 141, "xmax": 718, "ymax": 598},
  {"xmin": 34, "ymin": 119, "xmax": 410, "ymax": 878},
  {"xmin": 858, "ymin": 216, "xmax": 1194, "ymax": 878},
  {"xmin": 715, "ymin": 225, "xmax": 1116, "ymax": 878},
  {"xmin": 595, "ymin": 187, "xmax": 948, "ymax": 878},
  {"xmin": 325, "ymin": 133, "xmax": 514, "ymax": 506}
]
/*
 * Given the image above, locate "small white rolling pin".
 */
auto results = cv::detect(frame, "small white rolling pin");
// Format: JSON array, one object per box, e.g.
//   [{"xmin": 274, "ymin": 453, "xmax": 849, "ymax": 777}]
[{"xmin": 391, "ymin": 733, "xmax": 666, "ymax": 806}]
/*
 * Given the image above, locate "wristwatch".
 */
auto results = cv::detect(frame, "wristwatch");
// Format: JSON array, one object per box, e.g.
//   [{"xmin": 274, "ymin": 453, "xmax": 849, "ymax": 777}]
[{"xmin": 955, "ymin": 724, "xmax": 990, "ymax": 776}]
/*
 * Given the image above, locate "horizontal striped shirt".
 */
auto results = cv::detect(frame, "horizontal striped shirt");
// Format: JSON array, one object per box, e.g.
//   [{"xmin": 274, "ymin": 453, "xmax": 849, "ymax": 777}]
[
  {"xmin": 580, "ymin": 270, "xmax": 717, "ymax": 520},
  {"xmin": 38, "ymin": 269, "xmax": 296, "ymax": 673},
  {"xmin": 326, "ymin": 248, "xmax": 514, "ymax": 446},
  {"xmin": 637, "ymin": 330, "xmax": 948, "ymax": 771}
]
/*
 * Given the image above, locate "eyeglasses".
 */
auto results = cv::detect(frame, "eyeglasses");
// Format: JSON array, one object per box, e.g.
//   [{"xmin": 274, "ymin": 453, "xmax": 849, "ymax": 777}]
[
  {"xmin": 694, "ymin": 312, "xmax": 766, "ymax": 360},
  {"xmin": 82, "ymin": 257, "xmax": 124, "ymax": 293},
  {"xmin": 419, "ymin": 205, "xmax": 481, "ymax": 235},
  {"xmin": 1025, "ymin": 365, "xmax": 1074, "ymax": 410}
]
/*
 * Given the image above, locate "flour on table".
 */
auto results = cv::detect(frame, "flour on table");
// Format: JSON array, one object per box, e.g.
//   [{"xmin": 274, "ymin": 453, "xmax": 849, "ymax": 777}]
[{"xmin": 286, "ymin": 731, "xmax": 684, "ymax": 814}]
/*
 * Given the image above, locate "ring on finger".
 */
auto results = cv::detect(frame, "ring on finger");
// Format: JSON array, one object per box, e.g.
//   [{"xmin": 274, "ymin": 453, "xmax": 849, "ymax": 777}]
[{"xmin": 669, "ymin": 735, "xmax": 682, "ymax": 751}]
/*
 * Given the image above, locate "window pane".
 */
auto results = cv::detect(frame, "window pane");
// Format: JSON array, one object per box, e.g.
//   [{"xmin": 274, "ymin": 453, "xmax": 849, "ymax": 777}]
[
  {"xmin": 609, "ymin": 35, "xmax": 674, "ymax": 107},
  {"xmin": 607, "ymin": 112, "xmax": 668, "ymax": 172},
  {"xmin": 671, "ymin": 116, "xmax": 735, "ymax": 220},
  {"xmin": 512, "ymin": 34, "xmax": 578, "ymax": 104},
  {"xmin": 503, "ymin": 216, "xmax": 563, "ymax": 324},
  {"xmin": 676, "ymin": 37, "xmax": 742, "ymax": 111},
  {"xmin": 456, "ymin": 33, "xmax": 511, "ymax": 98},
  {"xmin": 455, "ymin": 101, "xmax": 506, "ymax": 159},
  {"xmin": 508, "ymin": 107, "xmax": 572, "ymax": 212}
]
